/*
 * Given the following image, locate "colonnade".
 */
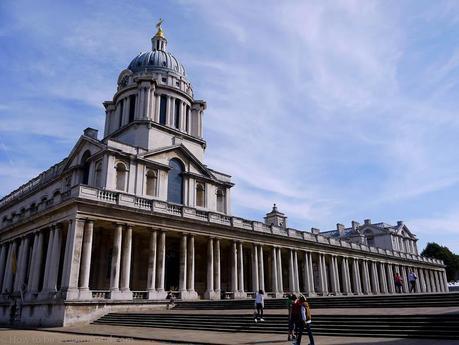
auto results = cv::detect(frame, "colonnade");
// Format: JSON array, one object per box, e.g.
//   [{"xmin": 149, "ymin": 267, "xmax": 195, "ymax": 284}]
[{"xmin": 0, "ymin": 219, "xmax": 450, "ymax": 302}]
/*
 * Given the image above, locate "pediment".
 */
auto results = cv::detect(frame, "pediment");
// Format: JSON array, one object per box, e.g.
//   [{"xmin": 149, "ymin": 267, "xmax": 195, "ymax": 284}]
[{"xmin": 63, "ymin": 135, "xmax": 105, "ymax": 171}]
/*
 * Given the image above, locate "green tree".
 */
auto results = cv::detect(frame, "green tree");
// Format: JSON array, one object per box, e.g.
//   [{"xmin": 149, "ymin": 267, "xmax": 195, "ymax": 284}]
[{"xmin": 421, "ymin": 242, "xmax": 459, "ymax": 282}]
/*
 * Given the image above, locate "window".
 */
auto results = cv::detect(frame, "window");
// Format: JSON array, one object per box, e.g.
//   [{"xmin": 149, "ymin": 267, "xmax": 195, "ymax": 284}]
[
  {"xmin": 80, "ymin": 150, "xmax": 91, "ymax": 185},
  {"xmin": 364, "ymin": 229, "xmax": 375, "ymax": 247},
  {"xmin": 115, "ymin": 162, "xmax": 128, "ymax": 191},
  {"xmin": 196, "ymin": 183, "xmax": 205, "ymax": 207},
  {"xmin": 167, "ymin": 158, "xmax": 184, "ymax": 204},
  {"xmin": 128, "ymin": 94, "xmax": 136, "ymax": 123},
  {"xmin": 94, "ymin": 161, "xmax": 102, "ymax": 188},
  {"xmin": 216, "ymin": 189, "xmax": 225, "ymax": 213},
  {"xmin": 185, "ymin": 105, "xmax": 190, "ymax": 133},
  {"xmin": 159, "ymin": 95, "xmax": 167, "ymax": 125},
  {"xmin": 118, "ymin": 100, "xmax": 124, "ymax": 128},
  {"xmin": 145, "ymin": 170, "xmax": 158, "ymax": 196},
  {"xmin": 174, "ymin": 99, "xmax": 180, "ymax": 129}
]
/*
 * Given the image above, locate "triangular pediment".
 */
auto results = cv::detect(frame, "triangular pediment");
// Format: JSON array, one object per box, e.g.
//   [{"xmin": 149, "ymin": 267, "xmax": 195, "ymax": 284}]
[{"xmin": 63, "ymin": 135, "xmax": 106, "ymax": 171}]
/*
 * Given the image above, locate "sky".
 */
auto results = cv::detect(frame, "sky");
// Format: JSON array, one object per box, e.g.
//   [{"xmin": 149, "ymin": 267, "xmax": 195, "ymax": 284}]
[{"xmin": 1, "ymin": 0, "xmax": 459, "ymax": 252}]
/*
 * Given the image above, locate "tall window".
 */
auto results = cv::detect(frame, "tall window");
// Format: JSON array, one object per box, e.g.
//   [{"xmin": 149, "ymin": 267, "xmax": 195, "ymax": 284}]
[
  {"xmin": 128, "ymin": 94, "xmax": 136, "ymax": 123},
  {"xmin": 174, "ymin": 99, "xmax": 180, "ymax": 129},
  {"xmin": 196, "ymin": 182, "xmax": 205, "ymax": 207},
  {"xmin": 80, "ymin": 150, "xmax": 91, "ymax": 185},
  {"xmin": 94, "ymin": 161, "xmax": 102, "ymax": 188},
  {"xmin": 146, "ymin": 170, "xmax": 158, "ymax": 196},
  {"xmin": 115, "ymin": 162, "xmax": 128, "ymax": 191},
  {"xmin": 118, "ymin": 100, "xmax": 124, "ymax": 128},
  {"xmin": 364, "ymin": 229, "xmax": 375, "ymax": 247},
  {"xmin": 185, "ymin": 105, "xmax": 190, "ymax": 133},
  {"xmin": 167, "ymin": 158, "xmax": 184, "ymax": 204},
  {"xmin": 159, "ymin": 95, "xmax": 167, "ymax": 125},
  {"xmin": 216, "ymin": 189, "xmax": 225, "ymax": 213}
]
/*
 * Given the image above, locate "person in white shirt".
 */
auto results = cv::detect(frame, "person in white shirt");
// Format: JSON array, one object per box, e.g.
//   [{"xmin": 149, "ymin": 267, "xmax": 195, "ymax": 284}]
[
  {"xmin": 254, "ymin": 290, "xmax": 265, "ymax": 322},
  {"xmin": 408, "ymin": 271, "xmax": 417, "ymax": 293}
]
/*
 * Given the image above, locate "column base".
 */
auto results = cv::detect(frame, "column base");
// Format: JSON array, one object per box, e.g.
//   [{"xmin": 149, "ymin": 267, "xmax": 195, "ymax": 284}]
[
  {"xmin": 78, "ymin": 289, "xmax": 93, "ymax": 300},
  {"xmin": 233, "ymin": 291, "xmax": 247, "ymax": 299},
  {"xmin": 109, "ymin": 289, "xmax": 133, "ymax": 300},
  {"xmin": 38, "ymin": 289, "xmax": 60, "ymax": 301},
  {"xmin": 272, "ymin": 292, "xmax": 285, "ymax": 298},
  {"xmin": 179, "ymin": 290, "xmax": 198, "ymax": 300},
  {"xmin": 147, "ymin": 290, "xmax": 168, "ymax": 300},
  {"xmin": 204, "ymin": 290, "xmax": 220, "ymax": 300}
]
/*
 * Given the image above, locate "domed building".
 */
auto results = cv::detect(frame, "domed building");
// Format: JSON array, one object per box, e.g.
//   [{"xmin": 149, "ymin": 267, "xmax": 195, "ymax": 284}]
[{"xmin": 0, "ymin": 22, "xmax": 448, "ymax": 327}]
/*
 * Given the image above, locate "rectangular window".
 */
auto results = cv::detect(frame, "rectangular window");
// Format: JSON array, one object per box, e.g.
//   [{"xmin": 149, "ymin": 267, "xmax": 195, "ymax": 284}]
[
  {"xmin": 128, "ymin": 95, "xmax": 136, "ymax": 123},
  {"xmin": 159, "ymin": 95, "xmax": 167, "ymax": 125},
  {"xmin": 118, "ymin": 100, "xmax": 124, "ymax": 128},
  {"xmin": 174, "ymin": 99, "xmax": 180, "ymax": 129},
  {"xmin": 185, "ymin": 105, "xmax": 190, "ymax": 133}
]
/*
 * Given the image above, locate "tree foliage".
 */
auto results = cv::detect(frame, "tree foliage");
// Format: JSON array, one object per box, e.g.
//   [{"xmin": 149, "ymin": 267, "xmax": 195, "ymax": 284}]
[{"xmin": 421, "ymin": 242, "xmax": 459, "ymax": 282}]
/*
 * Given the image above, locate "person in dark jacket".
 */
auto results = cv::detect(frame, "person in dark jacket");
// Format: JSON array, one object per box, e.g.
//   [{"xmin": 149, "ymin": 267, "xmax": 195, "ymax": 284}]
[{"xmin": 293, "ymin": 295, "xmax": 314, "ymax": 345}]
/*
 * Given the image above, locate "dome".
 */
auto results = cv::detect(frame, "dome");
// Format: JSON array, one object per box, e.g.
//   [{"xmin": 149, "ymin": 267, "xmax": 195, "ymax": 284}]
[{"xmin": 128, "ymin": 50, "xmax": 186, "ymax": 77}]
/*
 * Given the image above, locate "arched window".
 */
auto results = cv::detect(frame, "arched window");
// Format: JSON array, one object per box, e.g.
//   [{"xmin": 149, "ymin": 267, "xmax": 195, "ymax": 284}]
[
  {"xmin": 195, "ymin": 182, "xmax": 205, "ymax": 207},
  {"xmin": 115, "ymin": 162, "xmax": 128, "ymax": 191},
  {"xmin": 146, "ymin": 170, "xmax": 158, "ymax": 196},
  {"xmin": 216, "ymin": 189, "xmax": 225, "ymax": 213},
  {"xmin": 94, "ymin": 161, "xmax": 102, "ymax": 188},
  {"xmin": 364, "ymin": 229, "xmax": 375, "ymax": 247},
  {"xmin": 80, "ymin": 150, "xmax": 91, "ymax": 185},
  {"xmin": 174, "ymin": 99, "xmax": 181, "ymax": 129},
  {"xmin": 167, "ymin": 158, "xmax": 184, "ymax": 204},
  {"xmin": 128, "ymin": 94, "xmax": 136, "ymax": 123}
]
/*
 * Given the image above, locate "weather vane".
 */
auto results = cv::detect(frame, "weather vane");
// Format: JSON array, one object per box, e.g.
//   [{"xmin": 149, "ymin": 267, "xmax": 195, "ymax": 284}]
[{"xmin": 156, "ymin": 18, "xmax": 164, "ymax": 31}]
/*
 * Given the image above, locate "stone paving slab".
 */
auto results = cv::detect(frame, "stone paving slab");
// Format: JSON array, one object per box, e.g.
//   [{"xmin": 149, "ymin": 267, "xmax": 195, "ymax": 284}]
[{"xmin": 39, "ymin": 324, "xmax": 459, "ymax": 345}]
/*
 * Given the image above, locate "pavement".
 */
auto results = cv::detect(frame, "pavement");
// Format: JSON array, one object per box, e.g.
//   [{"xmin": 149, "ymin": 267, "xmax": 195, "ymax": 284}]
[{"xmin": 0, "ymin": 326, "xmax": 457, "ymax": 345}]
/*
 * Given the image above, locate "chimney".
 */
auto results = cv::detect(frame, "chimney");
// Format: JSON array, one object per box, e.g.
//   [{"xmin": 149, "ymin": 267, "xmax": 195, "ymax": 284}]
[
  {"xmin": 364, "ymin": 219, "xmax": 371, "ymax": 225},
  {"xmin": 336, "ymin": 223, "xmax": 345, "ymax": 237},
  {"xmin": 311, "ymin": 228, "xmax": 320, "ymax": 235},
  {"xmin": 84, "ymin": 127, "xmax": 98, "ymax": 140},
  {"xmin": 397, "ymin": 221, "xmax": 404, "ymax": 226},
  {"xmin": 352, "ymin": 221, "xmax": 360, "ymax": 230}
]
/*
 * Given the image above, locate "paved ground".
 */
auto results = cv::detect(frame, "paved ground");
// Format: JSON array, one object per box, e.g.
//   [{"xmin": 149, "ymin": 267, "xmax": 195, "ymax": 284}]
[{"xmin": 0, "ymin": 326, "xmax": 454, "ymax": 345}]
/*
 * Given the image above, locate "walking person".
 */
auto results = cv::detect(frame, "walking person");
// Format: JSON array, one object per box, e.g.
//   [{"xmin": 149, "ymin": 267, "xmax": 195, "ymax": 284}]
[
  {"xmin": 287, "ymin": 294, "xmax": 297, "ymax": 341},
  {"xmin": 254, "ymin": 290, "xmax": 265, "ymax": 322},
  {"xmin": 394, "ymin": 273, "xmax": 403, "ymax": 293},
  {"xmin": 293, "ymin": 295, "xmax": 314, "ymax": 345},
  {"xmin": 166, "ymin": 291, "xmax": 175, "ymax": 309},
  {"xmin": 408, "ymin": 270, "xmax": 417, "ymax": 293}
]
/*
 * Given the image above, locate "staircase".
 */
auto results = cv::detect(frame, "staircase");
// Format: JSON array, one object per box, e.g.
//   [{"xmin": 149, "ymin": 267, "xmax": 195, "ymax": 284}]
[
  {"xmin": 94, "ymin": 312, "xmax": 459, "ymax": 339},
  {"xmin": 174, "ymin": 292, "xmax": 459, "ymax": 310}
]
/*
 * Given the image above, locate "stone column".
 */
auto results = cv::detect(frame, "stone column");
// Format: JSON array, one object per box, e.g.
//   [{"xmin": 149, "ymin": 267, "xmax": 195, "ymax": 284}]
[
  {"xmin": 214, "ymin": 239, "xmax": 221, "ymax": 296},
  {"xmin": 341, "ymin": 257, "xmax": 351, "ymax": 295},
  {"xmin": 434, "ymin": 271, "xmax": 441, "ymax": 293},
  {"xmin": 424, "ymin": 269, "xmax": 431, "ymax": 293},
  {"xmin": 2, "ymin": 242, "xmax": 16, "ymax": 294},
  {"xmin": 387, "ymin": 264, "xmax": 395, "ymax": 293},
  {"xmin": 0, "ymin": 244, "xmax": 7, "ymax": 292},
  {"xmin": 237, "ymin": 242, "xmax": 245, "ymax": 294},
  {"xmin": 271, "ymin": 247, "xmax": 280, "ymax": 296},
  {"xmin": 289, "ymin": 249, "xmax": 295, "ymax": 293},
  {"xmin": 109, "ymin": 223, "xmax": 123, "ymax": 299},
  {"xmin": 317, "ymin": 253, "xmax": 327, "ymax": 295},
  {"xmin": 40, "ymin": 229, "xmax": 54, "ymax": 295},
  {"xmin": 293, "ymin": 250, "xmax": 300, "ymax": 293},
  {"xmin": 379, "ymin": 262, "xmax": 388, "ymax": 294},
  {"xmin": 79, "ymin": 220, "xmax": 94, "ymax": 300},
  {"xmin": 48, "ymin": 226, "xmax": 62, "ymax": 293},
  {"xmin": 179, "ymin": 234, "xmax": 188, "ymax": 295},
  {"xmin": 205, "ymin": 238, "xmax": 215, "ymax": 299},
  {"xmin": 277, "ymin": 248, "xmax": 284, "ymax": 293},
  {"xmin": 156, "ymin": 231, "xmax": 166, "ymax": 298},
  {"xmin": 351, "ymin": 258, "xmax": 362, "ymax": 295},
  {"xmin": 413, "ymin": 267, "xmax": 421, "ymax": 293},
  {"xmin": 28, "ymin": 232, "xmax": 44, "ymax": 298},
  {"xmin": 258, "ymin": 245, "xmax": 265, "ymax": 292},
  {"xmin": 401, "ymin": 266, "xmax": 409, "ymax": 293},
  {"xmin": 61, "ymin": 219, "xmax": 85, "ymax": 300},
  {"xmin": 231, "ymin": 241, "xmax": 238, "ymax": 295},
  {"xmin": 441, "ymin": 270, "xmax": 448, "ymax": 293},
  {"xmin": 185, "ymin": 235, "xmax": 197, "ymax": 299},
  {"xmin": 361, "ymin": 260, "xmax": 371, "ymax": 294},
  {"xmin": 147, "ymin": 230, "xmax": 157, "ymax": 299},
  {"xmin": 13, "ymin": 238, "xmax": 26, "ymax": 293},
  {"xmin": 119, "ymin": 225, "xmax": 133, "ymax": 299},
  {"xmin": 303, "ymin": 251, "xmax": 314, "ymax": 296},
  {"xmin": 329, "ymin": 255, "xmax": 340, "ymax": 295},
  {"xmin": 370, "ymin": 261, "xmax": 380, "ymax": 294},
  {"xmin": 418, "ymin": 268, "xmax": 427, "ymax": 293}
]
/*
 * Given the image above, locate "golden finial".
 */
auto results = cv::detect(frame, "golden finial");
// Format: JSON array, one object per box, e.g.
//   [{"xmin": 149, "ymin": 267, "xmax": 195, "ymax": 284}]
[{"xmin": 155, "ymin": 18, "xmax": 165, "ymax": 38}]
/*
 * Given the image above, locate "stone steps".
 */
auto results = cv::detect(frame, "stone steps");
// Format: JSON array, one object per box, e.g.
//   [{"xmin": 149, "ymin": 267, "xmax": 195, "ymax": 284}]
[
  {"xmin": 93, "ymin": 313, "xmax": 459, "ymax": 339},
  {"xmin": 174, "ymin": 292, "xmax": 459, "ymax": 309}
]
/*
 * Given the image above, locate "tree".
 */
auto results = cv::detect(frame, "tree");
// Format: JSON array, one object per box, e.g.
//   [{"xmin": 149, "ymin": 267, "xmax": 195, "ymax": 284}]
[{"xmin": 421, "ymin": 242, "xmax": 459, "ymax": 282}]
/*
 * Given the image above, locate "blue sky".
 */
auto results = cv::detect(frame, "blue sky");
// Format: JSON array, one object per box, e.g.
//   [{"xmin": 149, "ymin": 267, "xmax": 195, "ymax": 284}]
[{"xmin": 1, "ymin": 0, "xmax": 459, "ymax": 252}]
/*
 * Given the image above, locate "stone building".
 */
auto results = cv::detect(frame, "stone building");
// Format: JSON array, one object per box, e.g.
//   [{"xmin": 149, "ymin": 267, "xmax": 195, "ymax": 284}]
[{"xmin": 0, "ymin": 23, "xmax": 448, "ymax": 326}]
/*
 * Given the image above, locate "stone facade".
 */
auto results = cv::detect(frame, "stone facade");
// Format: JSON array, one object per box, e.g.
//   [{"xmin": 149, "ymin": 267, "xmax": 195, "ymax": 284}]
[{"xmin": 0, "ymin": 23, "xmax": 448, "ymax": 327}]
